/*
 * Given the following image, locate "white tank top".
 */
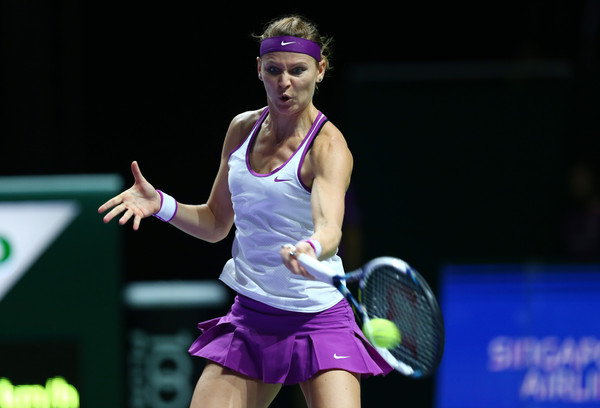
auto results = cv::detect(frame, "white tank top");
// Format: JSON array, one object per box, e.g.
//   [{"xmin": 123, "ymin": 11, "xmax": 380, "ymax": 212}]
[{"xmin": 219, "ymin": 107, "xmax": 345, "ymax": 312}]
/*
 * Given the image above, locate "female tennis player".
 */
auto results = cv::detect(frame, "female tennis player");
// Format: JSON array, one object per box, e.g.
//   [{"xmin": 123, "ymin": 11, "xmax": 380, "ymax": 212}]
[{"xmin": 99, "ymin": 14, "xmax": 392, "ymax": 408}]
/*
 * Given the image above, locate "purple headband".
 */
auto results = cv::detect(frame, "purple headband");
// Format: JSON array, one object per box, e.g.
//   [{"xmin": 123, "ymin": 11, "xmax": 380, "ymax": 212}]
[{"xmin": 259, "ymin": 36, "xmax": 322, "ymax": 62}]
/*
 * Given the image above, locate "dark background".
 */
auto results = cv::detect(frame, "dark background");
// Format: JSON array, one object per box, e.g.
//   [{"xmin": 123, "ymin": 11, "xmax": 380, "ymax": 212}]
[{"xmin": 2, "ymin": 1, "xmax": 600, "ymax": 406}]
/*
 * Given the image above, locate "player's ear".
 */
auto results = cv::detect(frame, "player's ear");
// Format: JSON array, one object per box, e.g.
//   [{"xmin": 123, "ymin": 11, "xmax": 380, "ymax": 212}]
[
  {"xmin": 317, "ymin": 58, "xmax": 326, "ymax": 81},
  {"xmin": 257, "ymin": 57, "xmax": 263, "ymax": 81}
]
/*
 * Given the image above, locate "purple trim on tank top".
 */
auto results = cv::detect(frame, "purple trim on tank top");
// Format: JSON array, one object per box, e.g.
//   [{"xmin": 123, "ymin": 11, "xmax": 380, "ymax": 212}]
[
  {"xmin": 244, "ymin": 109, "xmax": 326, "ymax": 180},
  {"xmin": 297, "ymin": 115, "xmax": 328, "ymax": 192}
]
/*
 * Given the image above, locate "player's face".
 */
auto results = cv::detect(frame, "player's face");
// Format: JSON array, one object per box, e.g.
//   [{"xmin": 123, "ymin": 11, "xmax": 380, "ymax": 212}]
[{"xmin": 258, "ymin": 52, "xmax": 324, "ymax": 114}]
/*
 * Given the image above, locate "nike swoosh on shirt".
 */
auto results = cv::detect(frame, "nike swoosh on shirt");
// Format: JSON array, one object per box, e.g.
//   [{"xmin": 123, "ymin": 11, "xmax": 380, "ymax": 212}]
[
  {"xmin": 333, "ymin": 353, "xmax": 350, "ymax": 359},
  {"xmin": 274, "ymin": 177, "xmax": 293, "ymax": 182}
]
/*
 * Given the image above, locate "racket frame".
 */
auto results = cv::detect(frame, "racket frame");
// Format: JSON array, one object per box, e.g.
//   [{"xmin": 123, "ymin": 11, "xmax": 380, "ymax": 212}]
[
  {"xmin": 296, "ymin": 254, "xmax": 441, "ymax": 377},
  {"xmin": 357, "ymin": 257, "xmax": 445, "ymax": 378}
]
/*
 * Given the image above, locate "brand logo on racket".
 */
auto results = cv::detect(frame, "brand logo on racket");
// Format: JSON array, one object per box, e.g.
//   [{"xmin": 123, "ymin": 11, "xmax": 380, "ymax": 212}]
[{"xmin": 333, "ymin": 353, "xmax": 350, "ymax": 359}]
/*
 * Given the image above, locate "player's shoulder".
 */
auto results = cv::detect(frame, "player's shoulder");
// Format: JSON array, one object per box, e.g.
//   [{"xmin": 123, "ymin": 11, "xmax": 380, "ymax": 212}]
[
  {"xmin": 314, "ymin": 119, "xmax": 350, "ymax": 154},
  {"xmin": 229, "ymin": 107, "xmax": 266, "ymax": 134},
  {"xmin": 320, "ymin": 119, "xmax": 344, "ymax": 140},
  {"xmin": 309, "ymin": 118, "xmax": 353, "ymax": 177},
  {"xmin": 223, "ymin": 107, "xmax": 266, "ymax": 153}
]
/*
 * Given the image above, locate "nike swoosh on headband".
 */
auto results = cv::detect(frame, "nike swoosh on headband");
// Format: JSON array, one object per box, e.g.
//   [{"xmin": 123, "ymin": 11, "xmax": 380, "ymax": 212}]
[{"xmin": 281, "ymin": 40, "xmax": 296, "ymax": 46}]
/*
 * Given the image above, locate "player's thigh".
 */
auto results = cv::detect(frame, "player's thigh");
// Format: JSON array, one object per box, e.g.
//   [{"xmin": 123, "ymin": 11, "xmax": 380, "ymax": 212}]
[
  {"xmin": 190, "ymin": 362, "xmax": 282, "ymax": 408},
  {"xmin": 299, "ymin": 369, "xmax": 361, "ymax": 408}
]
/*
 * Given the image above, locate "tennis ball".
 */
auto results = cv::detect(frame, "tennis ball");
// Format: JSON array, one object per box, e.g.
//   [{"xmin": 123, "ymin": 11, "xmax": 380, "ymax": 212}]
[{"xmin": 363, "ymin": 318, "xmax": 402, "ymax": 349}]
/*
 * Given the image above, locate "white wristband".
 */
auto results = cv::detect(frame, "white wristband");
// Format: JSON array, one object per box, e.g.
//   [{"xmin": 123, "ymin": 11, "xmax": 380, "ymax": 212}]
[
  {"xmin": 153, "ymin": 190, "xmax": 177, "ymax": 222},
  {"xmin": 303, "ymin": 239, "xmax": 322, "ymax": 258}
]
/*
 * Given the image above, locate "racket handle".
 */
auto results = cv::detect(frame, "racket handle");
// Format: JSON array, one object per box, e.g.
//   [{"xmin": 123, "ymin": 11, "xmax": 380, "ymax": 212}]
[{"xmin": 296, "ymin": 253, "xmax": 343, "ymax": 284}]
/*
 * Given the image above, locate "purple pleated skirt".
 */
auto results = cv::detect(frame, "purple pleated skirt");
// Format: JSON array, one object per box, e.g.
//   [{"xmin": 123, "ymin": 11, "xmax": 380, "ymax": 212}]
[{"xmin": 188, "ymin": 294, "xmax": 393, "ymax": 385}]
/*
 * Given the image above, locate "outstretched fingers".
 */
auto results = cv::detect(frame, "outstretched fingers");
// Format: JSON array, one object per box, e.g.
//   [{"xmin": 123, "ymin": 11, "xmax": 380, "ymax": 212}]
[
  {"xmin": 131, "ymin": 161, "xmax": 145, "ymax": 184},
  {"xmin": 98, "ymin": 162, "xmax": 156, "ymax": 230},
  {"xmin": 118, "ymin": 207, "xmax": 144, "ymax": 231},
  {"xmin": 133, "ymin": 213, "xmax": 142, "ymax": 231},
  {"xmin": 102, "ymin": 201, "xmax": 127, "ymax": 224},
  {"xmin": 98, "ymin": 195, "xmax": 122, "ymax": 215}
]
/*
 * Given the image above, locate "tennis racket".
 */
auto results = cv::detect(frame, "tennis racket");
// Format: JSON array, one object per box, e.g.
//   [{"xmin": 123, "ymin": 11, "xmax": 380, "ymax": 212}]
[{"xmin": 296, "ymin": 253, "xmax": 444, "ymax": 378}]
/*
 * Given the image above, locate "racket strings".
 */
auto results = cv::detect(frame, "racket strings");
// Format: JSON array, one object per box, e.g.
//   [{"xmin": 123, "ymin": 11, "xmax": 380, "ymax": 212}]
[{"xmin": 362, "ymin": 265, "xmax": 443, "ymax": 374}]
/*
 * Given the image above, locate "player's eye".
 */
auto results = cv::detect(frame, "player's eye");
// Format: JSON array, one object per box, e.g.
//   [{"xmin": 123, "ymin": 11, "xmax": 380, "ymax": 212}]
[
  {"xmin": 291, "ymin": 66, "xmax": 307, "ymax": 76},
  {"xmin": 266, "ymin": 66, "xmax": 281, "ymax": 75}
]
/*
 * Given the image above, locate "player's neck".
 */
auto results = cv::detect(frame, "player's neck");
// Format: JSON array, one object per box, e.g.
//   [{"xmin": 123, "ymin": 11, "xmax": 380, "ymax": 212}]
[{"xmin": 265, "ymin": 104, "xmax": 318, "ymax": 145}]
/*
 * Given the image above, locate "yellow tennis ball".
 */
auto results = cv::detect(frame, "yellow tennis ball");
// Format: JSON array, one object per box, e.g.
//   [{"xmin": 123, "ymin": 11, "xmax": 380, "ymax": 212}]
[{"xmin": 363, "ymin": 318, "xmax": 402, "ymax": 349}]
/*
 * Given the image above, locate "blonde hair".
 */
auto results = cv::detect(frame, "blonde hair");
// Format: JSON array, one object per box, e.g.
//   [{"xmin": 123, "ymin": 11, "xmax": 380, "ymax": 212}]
[{"xmin": 256, "ymin": 15, "xmax": 333, "ymax": 71}]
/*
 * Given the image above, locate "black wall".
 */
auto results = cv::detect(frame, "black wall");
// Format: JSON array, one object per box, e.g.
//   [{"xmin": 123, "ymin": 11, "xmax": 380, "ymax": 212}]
[{"xmin": 2, "ymin": 2, "xmax": 600, "ymax": 407}]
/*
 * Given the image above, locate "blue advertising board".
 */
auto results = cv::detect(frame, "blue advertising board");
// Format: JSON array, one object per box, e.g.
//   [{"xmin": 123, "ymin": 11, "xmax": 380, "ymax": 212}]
[{"xmin": 436, "ymin": 264, "xmax": 600, "ymax": 408}]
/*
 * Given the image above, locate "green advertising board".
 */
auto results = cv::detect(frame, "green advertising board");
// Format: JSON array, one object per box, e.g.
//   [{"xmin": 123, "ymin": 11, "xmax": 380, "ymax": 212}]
[{"xmin": 0, "ymin": 174, "xmax": 124, "ymax": 408}]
